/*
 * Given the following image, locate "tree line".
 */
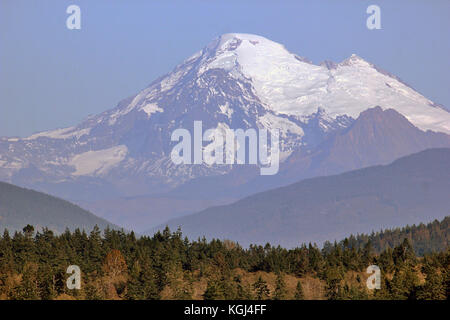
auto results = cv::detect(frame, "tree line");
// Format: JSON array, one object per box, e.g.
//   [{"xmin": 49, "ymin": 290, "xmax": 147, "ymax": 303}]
[{"xmin": 0, "ymin": 217, "xmax": 448, "ymax": 300}]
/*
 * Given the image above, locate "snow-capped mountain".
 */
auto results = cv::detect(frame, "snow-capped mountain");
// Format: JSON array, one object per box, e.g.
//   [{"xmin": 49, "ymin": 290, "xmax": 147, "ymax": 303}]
[{"xmin": 1, "ymin": 33, "xmax": 450, "ymax": 230}]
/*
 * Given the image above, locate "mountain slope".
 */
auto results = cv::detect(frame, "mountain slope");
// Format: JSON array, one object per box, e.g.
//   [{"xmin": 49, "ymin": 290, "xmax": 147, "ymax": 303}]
[
  {"xmin": 0, "ymin": 181, "xmax": 119, "ymax": 233},
  {"xmin": 274, "ymin": 106, "xmax": 450, "ymax": 186},
  {"xmin": 164, "ymin": 107, "xmax": 450, "ymax": 199},
  {"xmin": 1, "ymin": 33, "xmax": 450, "ymax": 230},
  {"xmin": 151, "ymin": 148, "xmax": 450, "ymax": 247}
]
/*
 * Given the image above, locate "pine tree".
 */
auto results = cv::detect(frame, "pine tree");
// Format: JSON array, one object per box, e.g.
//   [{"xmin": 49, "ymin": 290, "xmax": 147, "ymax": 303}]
[
  {"xmin": 87, "ymin": 226, "xmax": 103, "ymax": 273},
  {"xmin": 393, "ymin": 238, "xmax": 416, "ymax": 266},
  {"xmin": 273, "ymin": 272, "xmax": 287, "ymax": 300},
  {"xmin": 233, "ymin": 275, "xmax": 253, "ymax": 299},
  {"xmin": 22, "ymin": 225, "xmax": 34, "ymax": 239},
  {"xmin": 84, "ymin": 275, "xmax": 103, "ymax": 300},
  {"xmin": 389, "ymin": 265, "xmax": 418, "ymax": 300},
  {"xmin": 203, "ymin": 279, "xmax": 225, "ymax": 300},
  {"xmin": 37, "ymin": 264, "xmax": 56, "ymax": 300},
  {"xmin": 324, "ymin": 267, "xmax": 343, "ymax": 300},
  {"xmin": 126, "ymin": 259, "xmax": 160, "ymax": 300},
  {"xmin": 12, "ymin": 262, "xmax": 39, "ymax": 300},
  {"xmin": 417, "ymin": 265, "xmax": 445, "ymax": 300},
  {"xmin": 252, "ymin": 276, "xmax": 270, "ymax": 300},
  {"xmin": 294, "ymin": 280, "xmax": 305, "ymax": 300}
]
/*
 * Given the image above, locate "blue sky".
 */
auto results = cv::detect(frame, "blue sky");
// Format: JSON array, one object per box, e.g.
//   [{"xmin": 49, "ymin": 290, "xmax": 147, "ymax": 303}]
[{"xmin": 1, "ymin": 0, "xmax": 449, "ymax": 137}]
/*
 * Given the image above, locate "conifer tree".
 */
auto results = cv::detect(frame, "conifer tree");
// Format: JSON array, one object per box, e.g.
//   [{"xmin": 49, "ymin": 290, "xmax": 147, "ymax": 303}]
[
  {"xmin": 252, "ymin": 276, "xmax": 270, "ymax": 300},
  {"xmin": 233, "ymin": 275, "xmax": 253, "ymax": 300},
  {"xmin": 12, "ymin": 262, "xmax": 39, "ymax": 300},
  {"xmin": 324, "ymin": 267, "xmax": 343, "ymax": 300},
  {"xmin": 273, "ymin": 272, "xmax": 287, "ymax": 300},
  {"xmin": 294, "ymin": 280, "xmax": 305, "ymax": 300},
  {"xmin": 203, "ymin": 279, "xmax": 226, "ymax": 300},
  {"xmin": 417, "ymin": 265, "xmax": 445, "ymax": 300}
]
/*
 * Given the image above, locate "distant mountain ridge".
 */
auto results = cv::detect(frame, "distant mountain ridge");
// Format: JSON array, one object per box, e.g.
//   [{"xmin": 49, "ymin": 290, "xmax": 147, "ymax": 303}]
[
  {"xmin": 150, "ymin": 148, "xmax": 450, "ymax": 247},
  {"xmin": 0, "ymin": 181, "xmax": 119, "ymax": 233}
]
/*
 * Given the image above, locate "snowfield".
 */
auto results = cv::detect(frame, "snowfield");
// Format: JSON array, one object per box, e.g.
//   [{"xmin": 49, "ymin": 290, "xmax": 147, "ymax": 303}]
[
  {"xmin": 198, "ymin": 33, "xmax": 450, "ymax": 134},
  {"xmin": 69, "ymin": 145, "xmax": 128, "ymax": 176}
]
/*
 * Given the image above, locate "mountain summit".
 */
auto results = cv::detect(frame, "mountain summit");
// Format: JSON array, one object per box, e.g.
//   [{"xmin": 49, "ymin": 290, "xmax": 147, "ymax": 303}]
[
  {"xmin": 194, "ymin": 33, "xmax": 450, "ymax": 132},
  {"xmin": 1, "ymin": 33, "xmax": 449, "ymax": 230}
]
